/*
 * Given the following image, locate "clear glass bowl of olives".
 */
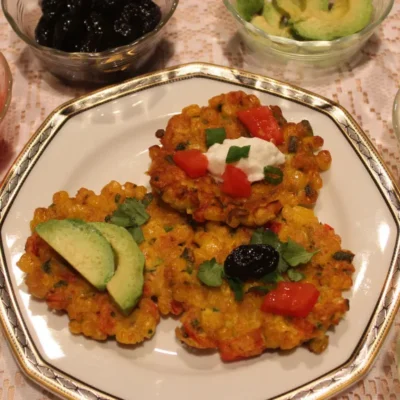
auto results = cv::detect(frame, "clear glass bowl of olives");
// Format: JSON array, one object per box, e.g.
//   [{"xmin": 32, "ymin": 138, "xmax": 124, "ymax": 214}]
[{"xmin": 2, "ymin": 0, "xmax": 178, "ymax": 84}]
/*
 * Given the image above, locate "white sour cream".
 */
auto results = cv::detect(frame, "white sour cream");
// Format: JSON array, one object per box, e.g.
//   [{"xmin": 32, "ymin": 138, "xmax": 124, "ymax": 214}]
[{"xmin": 206, "ymin": 137, "xmax": 285, "ymax": 182}]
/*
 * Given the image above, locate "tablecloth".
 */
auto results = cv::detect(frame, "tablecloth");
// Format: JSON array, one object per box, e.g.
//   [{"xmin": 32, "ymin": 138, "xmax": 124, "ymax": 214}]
[{"xmin": 0, "ymin": 0, "xmax": 399, "ymax": 398}]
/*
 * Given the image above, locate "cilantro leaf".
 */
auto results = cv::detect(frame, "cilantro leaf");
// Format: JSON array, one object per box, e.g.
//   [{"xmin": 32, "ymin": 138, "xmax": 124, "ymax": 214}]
[
  {"xmin": 276, "ymin": 255, "xmax": 289, "ymax": 273},
  {"xmin": 226, "ymin": 276, "xmax": 244, "ymax": 301},
  {"xmin": 287, "ymin": 269, "xmax": 305, "ymax": 282},
  {"xmin": 260, "ymin": 270, "xmax": 283, "ymax": 283},
  {"xmin": 127, "ymin": 226, "xmax": 144, "ymax": 244},
  {"xmin": 142, "ymin": 193, "xmax": 153, "ymax": 208},
  {"xmin": 197, "ymin": 258, "xmax": 224, "ymax": 287},
  {"xmin": 226, "ymin": 145, "xmax": 251, "ymax": 163},
  {"xmin": 107, "ymin": 197, "xmax": 150, "ymax": 244},
  {"xmin": 246, "ymin": 285, "xmax": 271, "ymax": 294},
  {"xmin": 206, "ymin": 127, "xmax": 226, "ymax": 147},
  {"xmin": 250, "ymin": 229, "xmax": 282, "ymax": 251},
  {"xmin": 118, "ymin": 199, "xmax": 149, "ymax": 226},
  {"xmin": 282, "ymin": 239, "xmax": 318, "ymax": 266}
]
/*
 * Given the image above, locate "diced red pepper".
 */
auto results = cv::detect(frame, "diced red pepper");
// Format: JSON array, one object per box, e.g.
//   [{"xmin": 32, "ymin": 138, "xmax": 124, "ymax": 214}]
[
  {"xmin": 323, "ymin": 223, "xmax": 334, "ymax": 232},
  {"xmin": 265, "ymin": 221, "xmax": 282, "ymax": 234},
  {"xmin": 221, "ymin": 165, "xmax": 251, "ymax": 198},
  {"xmin": 237, "ymin": 106, "xmax": 284, "ymax": 145},
  {"xmin": 261, "ymin": 282, "xmax": 320, "ymax": 318},
  {"xmin": 173, "ymin": 149, "xmax": 208, "ymax": 179}
]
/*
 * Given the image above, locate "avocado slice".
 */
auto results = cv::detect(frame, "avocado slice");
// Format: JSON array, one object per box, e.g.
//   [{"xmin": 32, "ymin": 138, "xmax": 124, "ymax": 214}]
[
  {"xmin": 293, "ymin": 0, "xmax": 373, "ymax": 40},
  {"xmin": 90, "ymin": 222, "xmax": 145, "ymax": 315},
  {"xmin": 251, "ymin": 1, "xmax": 292, "ymax": 38},
  {"xmin": 236, "ymin": 0, "xmax": 264, "ymax": 21},
  {"xmin": 274, "ymin": 0, "xmax": 330, "ymax": 21},
  {"xmin": 35, "ymin": 219, "xmax": 115, "ymax": 290}
]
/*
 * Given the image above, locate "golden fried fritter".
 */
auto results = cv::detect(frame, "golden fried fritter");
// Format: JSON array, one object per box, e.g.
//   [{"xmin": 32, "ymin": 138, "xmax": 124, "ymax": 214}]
[
  {"xmin": 168, "ymin": 206, "xmax": 354, "ymax": 361},
  {"xmin": 148, "ymin": 91, "xmax": 332, "ymax": 228},
  {"xmin": 18, "ymin": 181, "xmax": 354, "ymax": 361},
  {"xmin": 17, "ymin": 181, "xmax": 193, "ymax": 344}
]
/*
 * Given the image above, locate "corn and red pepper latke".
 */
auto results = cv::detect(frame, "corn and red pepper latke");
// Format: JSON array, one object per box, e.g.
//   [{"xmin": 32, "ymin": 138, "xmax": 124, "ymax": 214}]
[
  {"xmin": 16, "ymin": 91, "xmax": 353, "ymax": 362},
  {"xmin": 148, "ymin": 91, "xmax": 331, "ymax": 228}
]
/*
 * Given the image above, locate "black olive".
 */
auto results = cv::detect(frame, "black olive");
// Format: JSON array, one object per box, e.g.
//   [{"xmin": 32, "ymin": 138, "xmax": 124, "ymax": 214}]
[
  {"xmin": 224, "ymin": 244, "xmax": 279, "ymax": 281},
  {"xmin": 35, "ymin": 16, "xmax": 56, "ymax": 47},
  {"xmin": 36, "ymin": 0, "xmax": 162, "ymax": 53}
]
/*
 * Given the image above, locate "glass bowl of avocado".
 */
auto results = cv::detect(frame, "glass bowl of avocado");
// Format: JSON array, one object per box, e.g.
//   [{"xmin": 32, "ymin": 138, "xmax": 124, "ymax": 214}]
[{"xmin": 224, "ymin": 0, "xmax": 394, "ymax": 66}]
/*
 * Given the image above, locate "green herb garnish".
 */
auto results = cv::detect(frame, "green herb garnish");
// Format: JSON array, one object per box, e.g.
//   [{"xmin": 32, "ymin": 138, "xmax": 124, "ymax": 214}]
[
  {"xmin": 164, "ymin": 155, "xmax": 175, "ymax": 164},
  {"xmin": 127, "ymin": 226, "xmax": 145, "ymax": 244},
  {"xmin": 264, "ymin": 166, "xmax": 283, "ymax": 185},
  {"xmin": 107, "ymin": 197, "xmax": 150, "ymax": 244},
  {"xmin": 226, "ymin": 277, "xmax": 244, "ymax": 301},
  {"xmin": 332, "ymin": 251, "xmax": 354, "ymax": 262},
  {"xmin": 287, "ymin": 269, "xmax": 305, "ymax": 282},
  {"xmin": 142, "ymin": 193, "xmax": 153, "ymax": 208},
  {"xmin": 41, "ymin": 260, "xmax": 51, "ymax": 274},
  {"xmin": 109, "ymin": 198, "xmax": 149, "ymax": 227},
  {"xmin": 246, "ymin": 285, "xmax": 271, "ymax": 294},
  {"xmin": 226, "ymin": 145, "xmax": 250, "ymax": 163},
  {"xmin": 197, "ymin": 258, "xmax": 224, "ymax": 287},
  {"xmin": 288, "ymin": 136, "xmax": 299, "ymax": 153},
  {"xmin": 261, "ymin": 270, "xmax": 284, "ymax": 283},
  {"xmin": 54, "ymin": 280, "xmax": 68, "ymax": 288},
  {"xmin": 250, "ymin": 230, "xmax": 318, "ymax": 281},
  {"xmin": 164, "ymin": 225, "xmax": 174, "ymax": 233},
  {"xmin": 282, "ymin": 239, "xmax": 318, "ymax": 267},
  {"xmin": 206, "ymin": 127, "xmax": 226, "ymax": 148}
]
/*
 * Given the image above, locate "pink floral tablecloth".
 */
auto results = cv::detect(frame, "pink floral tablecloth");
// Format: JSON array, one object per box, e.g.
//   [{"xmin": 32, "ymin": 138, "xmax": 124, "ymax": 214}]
[{"xmin": 0, "ymin": 0, "xmax": 399, "ymax": 399}]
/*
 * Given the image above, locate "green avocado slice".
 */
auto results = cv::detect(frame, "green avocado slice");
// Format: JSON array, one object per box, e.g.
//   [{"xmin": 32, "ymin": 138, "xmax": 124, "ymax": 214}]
[
  {"xmin": 251, "ymin": 1, "xmax": 292, "ymax": 38},
  {"xmin": 237, "ymin": 0, "xmax": 264, "ymax": 21},
  {"xmin": 35, "ymin": 219, "xmax": 115, "ymax": 290},
  {"xmin": 90, "ymin": 222, "xmax": 145, "ymax": 315},
  {"xmin": 293, "ymin": 0, "xmax": 373, "ymax": 40}
]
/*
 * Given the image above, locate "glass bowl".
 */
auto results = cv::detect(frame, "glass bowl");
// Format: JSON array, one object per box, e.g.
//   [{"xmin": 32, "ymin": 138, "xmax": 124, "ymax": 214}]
[
  {"xmin": 2, "ymin": 0, "xmax": 179, "ymax": 85},
  {"xmin": 224, "ymin": 0, "xmax": 394, "ymax": 67},
  {"xmin": 393, "ymin": 88, "xmax": 400, "ymax": 142},
  {"xmin": 0, "ymin": 52, "xmax": 12, "ymax": 127}
]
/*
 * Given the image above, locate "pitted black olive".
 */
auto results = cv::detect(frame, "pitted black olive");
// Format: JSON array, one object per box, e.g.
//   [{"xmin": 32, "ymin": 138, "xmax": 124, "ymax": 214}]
[{"xmin": 224, "ymin": 244, "xmax": 279, "ymax": 281}]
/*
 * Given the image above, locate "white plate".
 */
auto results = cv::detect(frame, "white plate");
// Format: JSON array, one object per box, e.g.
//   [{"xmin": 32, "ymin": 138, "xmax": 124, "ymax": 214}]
[{"xmin": 0, "ymin": 63, "xmax": 399, "ymax": 400}]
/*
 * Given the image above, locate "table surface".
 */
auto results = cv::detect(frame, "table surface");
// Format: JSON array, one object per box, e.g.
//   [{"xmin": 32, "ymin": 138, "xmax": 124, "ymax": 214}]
[{"xmin": 0, "ymin": 1, "xmax": 400, "ymax": 399}]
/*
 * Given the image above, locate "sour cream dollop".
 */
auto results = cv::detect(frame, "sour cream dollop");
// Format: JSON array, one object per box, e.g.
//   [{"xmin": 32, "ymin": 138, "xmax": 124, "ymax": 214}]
[{"xmin": 205, "ymin": 137, "xmax": 285, "ymax": 182}]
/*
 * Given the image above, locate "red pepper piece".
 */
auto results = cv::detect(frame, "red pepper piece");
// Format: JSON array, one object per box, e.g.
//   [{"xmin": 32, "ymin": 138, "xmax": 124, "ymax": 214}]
[
  {"xmin": 173, "ymin": 149, "xmax": 208, "ymax": 179},
  {"xmin": 261, "ymin": 282, "xmax": 320, "ymax": 318},
  {"xmin": 221, "ymin": 165, "xmax": 251, "ymax": 198},
  {"xmin": 237, "ymin": 106, "xmax": 284, "ymax": 145},
  {"xmin": 265, "ymin": 221, "xmax": 282, "ymax": 234}
]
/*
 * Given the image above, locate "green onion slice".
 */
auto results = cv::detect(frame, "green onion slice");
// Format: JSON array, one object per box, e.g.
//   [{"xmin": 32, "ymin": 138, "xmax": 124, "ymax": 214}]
[
  {"xmin": 264, "ymin": 166, "xmax": 283, "ymax": 185},
  {"xmin": 226, "ymin": 145, "xmax": 251, "ymax": 163},
  {"xmin": 206, "ymin": 128, "xmax": 226, "ymax": 148}
]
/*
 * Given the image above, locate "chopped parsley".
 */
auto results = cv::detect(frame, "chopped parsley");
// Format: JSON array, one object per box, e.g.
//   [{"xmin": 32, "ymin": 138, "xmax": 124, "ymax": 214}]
[
  {"xmin": 164, "ymin": 225, "xmax": 174, "ymax": 233},
  {"xmin": 226, "ymin": 145, "xmax": 251, "ymax": 163}
]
